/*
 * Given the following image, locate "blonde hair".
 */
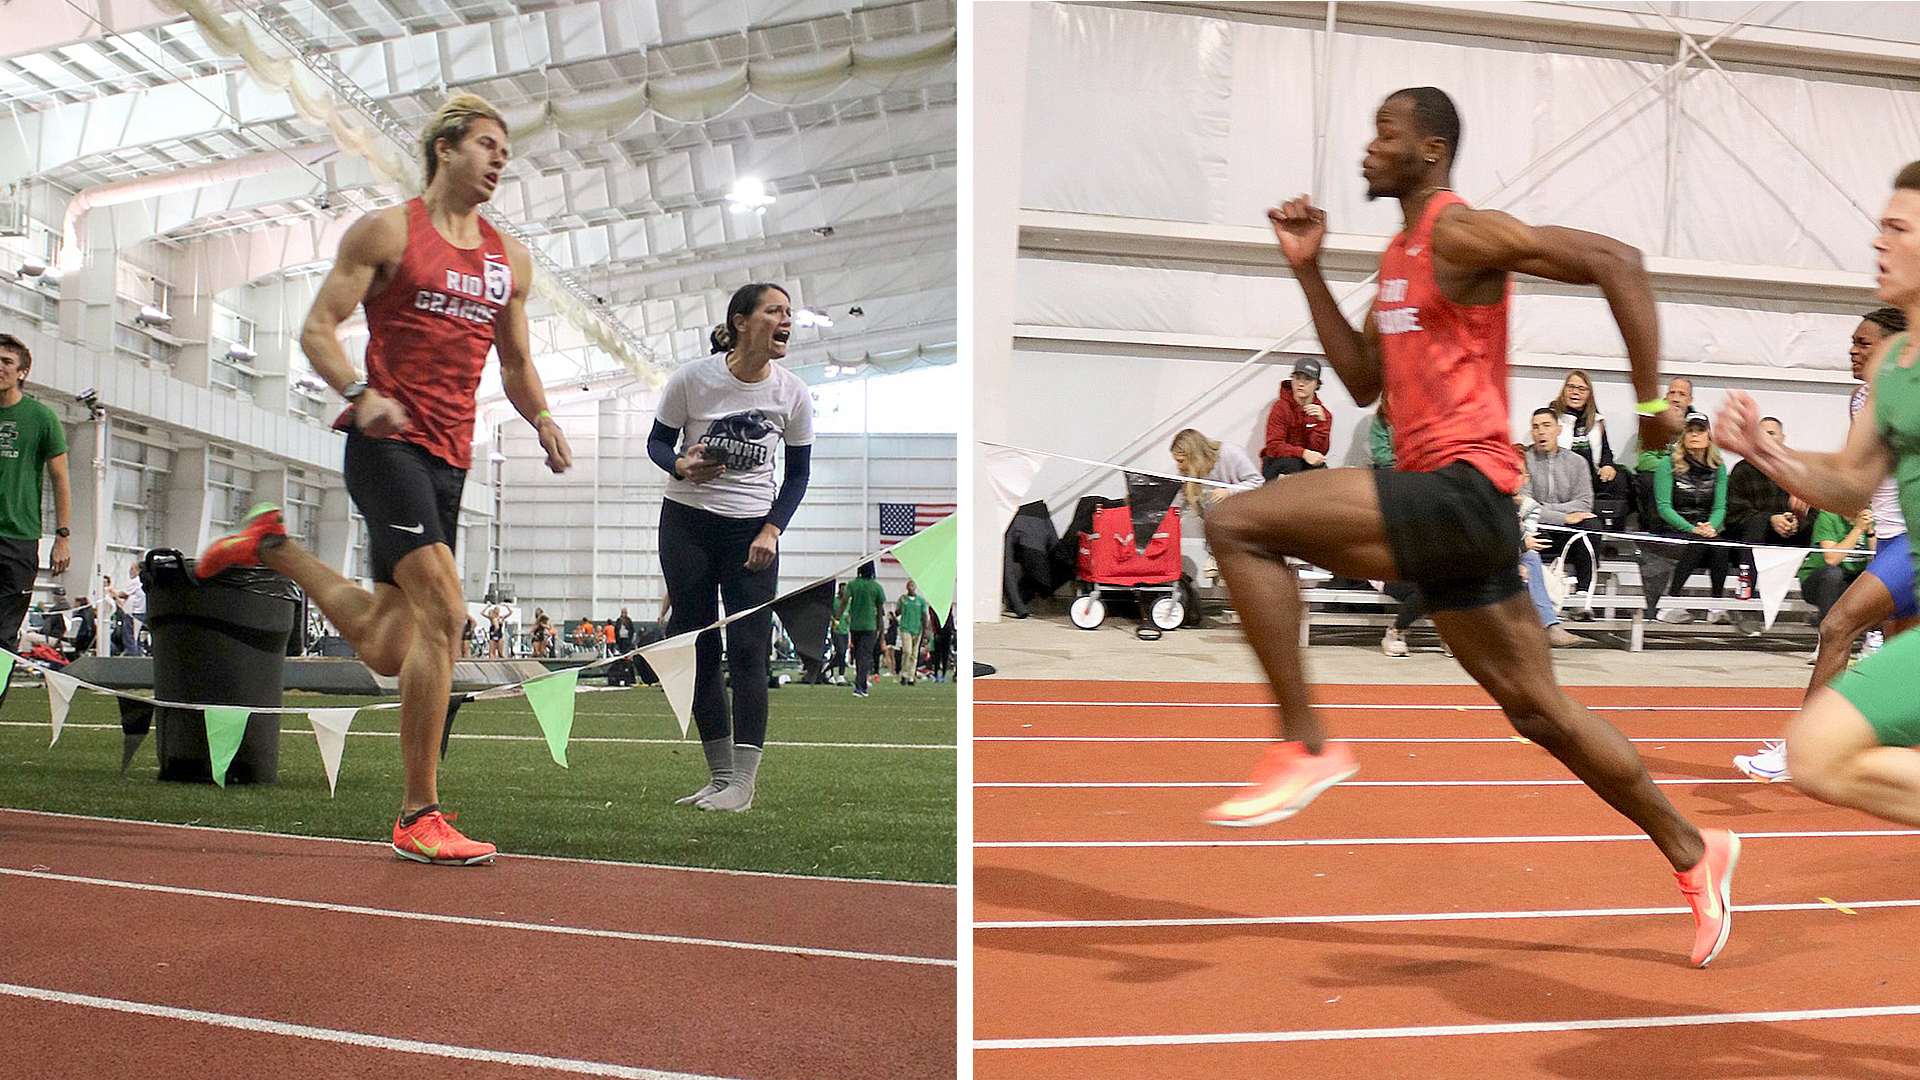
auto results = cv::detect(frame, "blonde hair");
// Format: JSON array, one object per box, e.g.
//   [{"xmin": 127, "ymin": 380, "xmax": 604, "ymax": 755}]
[
  {"xmin": 422, "ymin": 94, "xmax": 508, "ymax": 187},
  {"xmin": 1169, "ymin": 428, "xmax": 1221, "ymax": 511},
  {"xmin": 1671, "ymin": 425, "xmax": 1722, "ymax": 469}
]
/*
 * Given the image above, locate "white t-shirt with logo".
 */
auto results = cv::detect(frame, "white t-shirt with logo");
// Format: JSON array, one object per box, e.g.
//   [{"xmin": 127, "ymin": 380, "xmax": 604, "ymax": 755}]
[{"xmin": 657, "ymin": 356, "xmax": 815, "ymax": 520}]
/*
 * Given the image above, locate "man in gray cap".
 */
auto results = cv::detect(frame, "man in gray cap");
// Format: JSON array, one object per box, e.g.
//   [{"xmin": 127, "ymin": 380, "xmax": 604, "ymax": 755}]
[{"xmin": 1261, "ymin": 356, "xmax": 1332, "ymax": 480}]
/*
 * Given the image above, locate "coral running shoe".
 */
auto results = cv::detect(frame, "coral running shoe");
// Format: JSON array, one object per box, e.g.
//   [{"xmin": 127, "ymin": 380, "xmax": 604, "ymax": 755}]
[
  {"xmin": 195, "ymin": 502, "xmax": 286, "ymax": 579},
  {"xmin": 1205, "ymin": 741, "xmax": 1358, "ymax": 827},
  {"xmin": 1676, "ymin": 828, "xmax": 1740, "ymax": 967},
  {"xmin": 1733, "ymin": 741, "xmax": 1790, "ymax": 783},
  {"xmin": 392, "ymin": 807, "xmax": 497, "ymax": 865}
]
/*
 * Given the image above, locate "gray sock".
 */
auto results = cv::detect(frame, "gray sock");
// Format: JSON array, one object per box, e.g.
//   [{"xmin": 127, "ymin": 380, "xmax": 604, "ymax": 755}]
[
  {"xmin": 676, "ymin": 736, "xmax": 734, "ymax": 804},
  {"xmin": 698, "ymin": 745, "xmax": 762, "ymax": 811}
]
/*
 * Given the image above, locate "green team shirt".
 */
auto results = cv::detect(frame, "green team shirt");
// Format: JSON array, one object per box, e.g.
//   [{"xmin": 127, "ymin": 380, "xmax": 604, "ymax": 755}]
[
  {"xmin": 0, "ymin": 394, "xmax": 65, "ymax": 540},
  {"xmin": 898, "ymin": 593, "xmax": 929, "ymax": 636},
  {"xmin": 1799, "ymin": 511, "xmax": 1871, "ymax": 582},
  {"xmin": 847, "ymin": 577, "xmax": 886, "ymax": 632},
  {"xmin": 1876, "ymin": 335, "xmax": 1920, "ymax": 586}
]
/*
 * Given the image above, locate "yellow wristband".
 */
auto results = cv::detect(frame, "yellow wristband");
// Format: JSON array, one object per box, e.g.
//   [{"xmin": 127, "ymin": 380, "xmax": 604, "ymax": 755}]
[
  {"xmin": 1635, "ymin": 397, "xmax": 1669, "ymax": 416},
  {"xmin": 535, "ymin": 409, "xmax": 552, "ymax": 422}
]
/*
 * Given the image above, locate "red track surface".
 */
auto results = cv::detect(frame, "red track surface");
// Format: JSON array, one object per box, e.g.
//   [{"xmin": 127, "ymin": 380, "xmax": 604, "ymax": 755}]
[
  {"xmin": 0, "ymin": 810, "xmax": 955, "ymax": 1079},
  {"xmin": 974, "ymin": 679, "xmax": 1920, "ymax": 1079}
]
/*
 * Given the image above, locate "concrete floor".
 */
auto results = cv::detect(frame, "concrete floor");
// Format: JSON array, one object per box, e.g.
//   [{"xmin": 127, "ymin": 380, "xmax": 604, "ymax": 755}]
[{"xmin": 976, "ymin": 599, "xmax": 1821, "ymax": 689}]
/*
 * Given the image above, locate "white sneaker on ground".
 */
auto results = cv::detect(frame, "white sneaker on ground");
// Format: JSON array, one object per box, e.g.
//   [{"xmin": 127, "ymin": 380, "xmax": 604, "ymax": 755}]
[
  {"xmin": 1864, "ymin": 629, "xmax": 1886, "ymax": 657},
  {"xmin": 1381, "ymin": 627, "xmax": 1409, "ymax": 657},
  {"xmin": 1656, "ymin": 608, "xmax": 1695, "ymax": 624},
  {"xmin": 1734, "ymin": 741, "xmax": 1790, "ymax": 782},
  {"xmin": 1707, "ymin": 609, "xmax": 1732, "ymax": 625}
]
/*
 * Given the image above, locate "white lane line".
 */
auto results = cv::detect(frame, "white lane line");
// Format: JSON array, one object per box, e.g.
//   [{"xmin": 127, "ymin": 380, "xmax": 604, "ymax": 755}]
[
  {"xmin": 0, "ymin": 981, "xmax": 734, "ymax": 1079},
  {"xmin": 0, "ymin": 722, "xmax": 953, "ymax": 749},
  {"xmin": 975, "ymin": 736, "xmax": 1765, "ymax": 743},
  {"xmin": 975, "ymin": 779, "xmax": 1755, "ymax": 788},
  {"xmin": 0, "ymin": 867, "xmax": 953, "ymax": 967},
  {"xmin": 975, "ymin": 828, "xmax": 1920, "ymax": 849},
  {"xmin": 974, "ymin": 897, "xmax": 1920, "ymax": 929},
  {"xmin": 976, "ymin": 700, "xmax": 1794, "ymax": 711},
  {"xmin": 0, "ymin": 808, "xmax": 954, "ymax": 889},
  {"xmin": 972, "ymin": 1004, "xmax": 1920, "ymax": 1049}
]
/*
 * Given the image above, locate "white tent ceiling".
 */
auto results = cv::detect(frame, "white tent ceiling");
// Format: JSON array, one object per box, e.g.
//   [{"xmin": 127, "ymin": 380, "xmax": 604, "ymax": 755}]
[{"xmin": 0, "ymin": 0, "xmax": 956, "ymax": 392}]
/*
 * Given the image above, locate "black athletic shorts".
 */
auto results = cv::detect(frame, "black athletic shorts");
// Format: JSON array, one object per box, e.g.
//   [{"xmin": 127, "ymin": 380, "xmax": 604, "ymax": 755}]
[
  {"xmin": 0, "ymin": 536, "xmax": 38, "ymax": 595},
  {"xmin": 1374, "ymin": 460, "xmax": 1525, "ymax": 611},
  {"xmin": 344, "ymin": 429, "xmax": 466, "ymax": 585}
]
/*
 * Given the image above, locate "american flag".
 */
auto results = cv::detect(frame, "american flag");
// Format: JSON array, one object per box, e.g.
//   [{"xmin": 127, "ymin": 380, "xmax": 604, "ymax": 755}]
[{"xmin": 879, "ymin": 501, "xmax": 955, "ymax": 537}]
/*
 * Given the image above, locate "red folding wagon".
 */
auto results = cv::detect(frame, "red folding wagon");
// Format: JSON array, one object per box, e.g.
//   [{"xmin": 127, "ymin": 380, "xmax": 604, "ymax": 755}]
[{"xmin": 1069, "ymin": 504, "xmax": 1186, "ymax": 632}]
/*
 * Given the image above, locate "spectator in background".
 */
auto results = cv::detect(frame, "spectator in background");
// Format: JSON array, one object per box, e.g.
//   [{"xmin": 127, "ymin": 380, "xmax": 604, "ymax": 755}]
[
  {"xmin": 530, "ymin": 608, "xmax": 552, "ymax": 657},
  {"xmin": 1170, "ymin": 428, "xmax": 1263, "ymax": 520},
  {"xmin": 1725, "ymin": 416, "xmax": 1816, "ymax": 548},
  {"xmin": 1632, "ymin": 376, "xmax": 1708, "ymax": 519},
  {"xmin": 829, "ymin": 582, "xmax": 851, "ymax": 685},
  {"xmin": 482, "ymin": 600, "xmax": 510, "ymax": 658},
  {"xmin": 1798, "ymin": 508, "xmax": 1875, "ymax": 626},
  {"xmin": 1647, "ymin": 415, "xmax": 1732, "ymax": 624},
  {"xmin": 0, "ymin": 334, "xmax": 72, "ymax": 655},
  {"xmin": 1261, "ymin": 357, "xmax": 1332, "ymax": 480},
  {"xmin": 1550, "ymin": 370, "xmax": 1631, "ymax": 529},
  {"xmin": 1520, "ymin": 407, "xmax": 1601, "ymax": 615},
  {"xmin": 846, "ymin": 561, "xmax": 885, "ymax": 698},
  {"xmin": 109, "ymin": 560, "xmax": 145, "ymax": 655},
  {"xmin": 897, "ymin": 580, "xmax": 931, "ymax": 685}
]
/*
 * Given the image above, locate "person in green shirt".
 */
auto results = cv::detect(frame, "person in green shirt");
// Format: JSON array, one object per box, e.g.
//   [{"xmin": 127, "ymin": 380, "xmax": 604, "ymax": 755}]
[
  {"xmin": 897, "ymin": 580, "xmax": 931, "ymax": 685},
  {"xmin": 846, "ymin": 561, "xmax": 886, "ymax": 698},
  {"xmin": 828, "ymin": 582, "xmax": 851, "ymax": 684},
  {"xmin": 0, "ymin": 334, "xmax": 71, "ymax": 654},
  {"xmin": 1798, "ymin": 509, "xmax": 1875, "ymax": 624}
]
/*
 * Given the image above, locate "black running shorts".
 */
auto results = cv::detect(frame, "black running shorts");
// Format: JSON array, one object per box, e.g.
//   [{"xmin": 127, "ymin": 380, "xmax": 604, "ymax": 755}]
[
  {"xmin": 343, "ymin": 429, "xmax": 466, "ymax": 585},
  {"xmin": 1374, "ymin": 461, "xmax": 1525, "ymax": 611}
]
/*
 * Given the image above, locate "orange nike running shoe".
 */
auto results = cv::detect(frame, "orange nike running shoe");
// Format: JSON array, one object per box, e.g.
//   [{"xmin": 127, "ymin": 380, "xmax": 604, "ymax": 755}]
[
  {"xmin": 1677, "ymin": 828, "xmax": 1739, "ymax": 967},
  {"xmin": 392, "ymin": 807, "xmax": 497, "ymax": 866},
  {"xmin": 195, "ymin": 502, "xmax": 286, "ymax": 579},
  {"xmin": 1205, "ymin": 740, "xmax": 1358, "ymax": 827}
]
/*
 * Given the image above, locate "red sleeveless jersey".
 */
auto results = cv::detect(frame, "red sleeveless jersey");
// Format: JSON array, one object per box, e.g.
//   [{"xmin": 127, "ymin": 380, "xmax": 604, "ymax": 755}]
[
  {"xmin": 1375, "ymin": 192, "xmax": 1522, "ymax": 493},
  {"xmin": 347, "ymin": 198, "xmax": 512, "ymax": 469}
]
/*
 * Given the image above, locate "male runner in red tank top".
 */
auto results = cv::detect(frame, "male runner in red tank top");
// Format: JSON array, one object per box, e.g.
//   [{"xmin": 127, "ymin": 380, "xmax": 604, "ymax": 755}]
[
  {"xmin": 197, "ymin": 94, "xmax": 572, "ymax": 865},
  {"xmin": 1202, "ymin": 87, "xmax": 1739, "ymax": 966}
]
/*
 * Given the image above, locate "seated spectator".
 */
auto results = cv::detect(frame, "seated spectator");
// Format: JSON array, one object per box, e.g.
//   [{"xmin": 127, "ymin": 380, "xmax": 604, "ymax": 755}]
[
  {"xmin": 1520, "ymin": 407, "xmax": 1601, "ymax": 614},
  {"xmin": 1798, "ymin": 508, "xmax": 1875, "ymax": 626},
  {"xmin": 1550, "ymin": 369, "xmax": 1631, "ymax": 529},
  {"xmin": 1261, "ymin": 357, "xmax": 1331, "ymax": 480},
  {"xmin": 1645, "ymin": 415, "xmax": 1732, "ymax": 624},
  {"xmin": 1725, "ymin": 415, "xmax": 1816, "ymax": 548},
  {"xmin": 1631, "ymin": 376, "xmax": 1710, "ymax": 521},
  {"xmin": 1170, "ymin": 428, "xmax": 1263, "ymax": 520}
]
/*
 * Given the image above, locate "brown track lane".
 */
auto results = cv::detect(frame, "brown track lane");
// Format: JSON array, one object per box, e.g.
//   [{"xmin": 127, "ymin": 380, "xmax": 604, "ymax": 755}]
[
  {"xmin": 973, "ymin": 680, "xmax": 1920, "ymax": 1078},
  {"xmin": 1, "ymin": 812, "xmax": 955, "ymax": 1080}
]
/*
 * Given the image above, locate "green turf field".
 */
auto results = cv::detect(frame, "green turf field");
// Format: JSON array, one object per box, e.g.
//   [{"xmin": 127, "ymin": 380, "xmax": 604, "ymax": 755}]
[{"xmin": 0, "ymin": 677, "xmax": 957, "ymax": 883}]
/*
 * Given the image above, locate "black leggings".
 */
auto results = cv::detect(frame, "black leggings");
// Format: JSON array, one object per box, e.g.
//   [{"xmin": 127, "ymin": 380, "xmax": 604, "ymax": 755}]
[{"xmin": 658, "ymin": 499, "xmax": 778, "ymax": 748}]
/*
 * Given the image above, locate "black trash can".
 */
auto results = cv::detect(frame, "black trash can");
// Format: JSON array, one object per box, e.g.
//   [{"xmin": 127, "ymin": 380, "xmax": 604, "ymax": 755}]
[{"xmin": 143, "ymin": 549, "xmax": 301, "ymax": 784}]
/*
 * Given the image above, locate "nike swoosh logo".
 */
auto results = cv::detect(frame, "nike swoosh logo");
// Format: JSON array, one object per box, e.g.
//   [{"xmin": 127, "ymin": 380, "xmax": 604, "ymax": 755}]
[
  {"xmin": 413, "ymin": 838, "xmax": 442, "ymax": 857},
  {"xmin": 392, "ymin": 523, "xmax": 426, "ymax": 534}
]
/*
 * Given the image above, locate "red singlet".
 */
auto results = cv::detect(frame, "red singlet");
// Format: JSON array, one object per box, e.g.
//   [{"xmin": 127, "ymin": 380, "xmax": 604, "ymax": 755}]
[
  {"xmin": 1374, "ymin": 191, "xmax": 1522, "ymax": 493},
  {"xmin": 347, "ymin": 198, "xmax": 512, "ymax": 469}
]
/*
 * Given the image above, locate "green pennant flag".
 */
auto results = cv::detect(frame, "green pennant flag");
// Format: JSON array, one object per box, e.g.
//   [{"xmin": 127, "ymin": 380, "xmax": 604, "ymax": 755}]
[
  {"xmin": 888, "ymin": 513, "xmax": 958, "ymax": 621},
  {"xmin": 522, "ymin": 669, "xmax": 579, "ymax": 767},
  {"xmin": 0, "ymin": 649, "xmax": 14, "ymax": 711},
  {"xmin": 204, "ymin": 707, "xmax": 251, "ymax": 789}
]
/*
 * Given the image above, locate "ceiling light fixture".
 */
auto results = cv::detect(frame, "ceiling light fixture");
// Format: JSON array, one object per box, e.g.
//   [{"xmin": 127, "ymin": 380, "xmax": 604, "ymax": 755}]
[
  {"xmin": 135, "ymin": 304, "xmax": 172, "ymax": 328},
  {"xmin": 794, "ymin": 308, "xmax": 833, "ymax": 329},
  {"xmin": 225, "ymin": 342, "xmax": 257, "ymax": 362},
  {"xmin": 725, "ymin": 178, "xmax": 774, "ymax": 213}
]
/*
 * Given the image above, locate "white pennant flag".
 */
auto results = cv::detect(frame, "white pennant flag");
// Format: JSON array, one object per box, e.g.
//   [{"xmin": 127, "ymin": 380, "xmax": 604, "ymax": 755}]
[
  {"xmin": 307, "ymin": 708, "xmax": 359, "ymax": 797},
  {"xmin": 981, "ymin": 444, "xmax": 1050, "ymax": 546},
  {"xmin": 1755, "ymin": 545, "xmax": 1810, "ymax": 630},
  {"xmin": 638, "ymin": 631, "xmax": 703, "ymax": 737},
  {"xmin": 45, "ymin": 671, "xmax": 79, "ymax": 746}
]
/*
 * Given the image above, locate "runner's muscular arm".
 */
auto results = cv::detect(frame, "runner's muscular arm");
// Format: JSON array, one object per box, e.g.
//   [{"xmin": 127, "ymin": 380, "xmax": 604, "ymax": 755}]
[
  {"xmin": 302, "ymin": 209, "xmax": 410, "ymax": 436},
  {"xmin": 1268, "ymin": 199, "xmax": 1383, "ymax": 405},
  {"xmin": 1715, "ymin": 348, "xmax": 1894, "ymax": 517},
  {"xmin": 494, "ymin": 235, "xmax": 571, "ymax": 474},
  {"xmin": 1433, "ymin": 208, "xmax": 1673, "ymax": 446}
]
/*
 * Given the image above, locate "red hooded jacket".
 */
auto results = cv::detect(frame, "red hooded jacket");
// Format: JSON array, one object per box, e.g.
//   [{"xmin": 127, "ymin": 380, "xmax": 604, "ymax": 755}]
[{"xmin": 1263, "ymin": 379, "xmax": 1331, "ymax": 459}]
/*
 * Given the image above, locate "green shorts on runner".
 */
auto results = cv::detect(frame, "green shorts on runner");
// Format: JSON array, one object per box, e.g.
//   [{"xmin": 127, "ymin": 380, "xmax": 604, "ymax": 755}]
[{"xmin": 1832, "ymin": 627, "xmax": 1920, "ymax": 747}]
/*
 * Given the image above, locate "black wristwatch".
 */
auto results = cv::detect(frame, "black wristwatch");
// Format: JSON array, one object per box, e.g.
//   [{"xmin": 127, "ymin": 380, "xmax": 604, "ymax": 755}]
[
  {"xmin": 341, "ymin": 380, "xmax": 369, "ymax": 403},
  {"xmin": 54, "ymin": 527, "xmax": 69, "ymax": 538}
]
